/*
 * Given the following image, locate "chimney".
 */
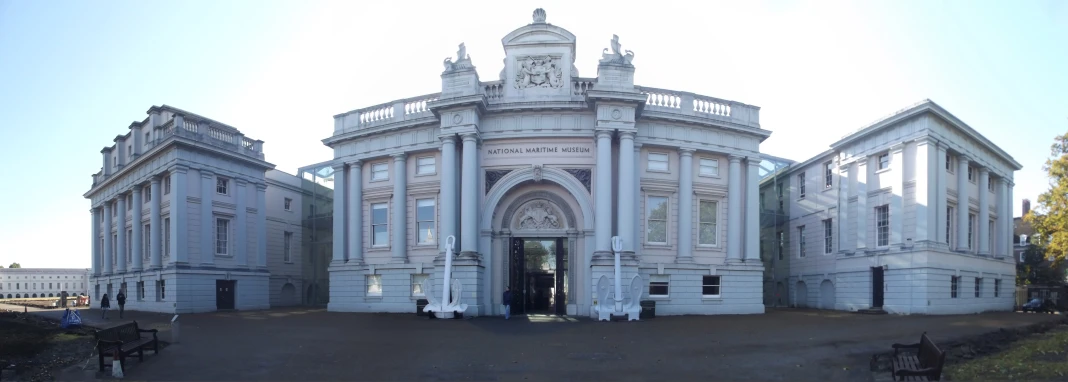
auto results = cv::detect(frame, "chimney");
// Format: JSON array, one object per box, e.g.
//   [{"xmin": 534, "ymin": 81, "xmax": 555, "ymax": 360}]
[{"xmin": 1023, "ymin": 199, "xmax": 1031, "ymax": 216}]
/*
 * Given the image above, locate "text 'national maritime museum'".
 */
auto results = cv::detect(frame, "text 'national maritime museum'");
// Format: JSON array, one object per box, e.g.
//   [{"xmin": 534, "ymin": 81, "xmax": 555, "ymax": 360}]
[{"xmin": 318, "ymin": 9, "xmax": 769, "ymax": 317}]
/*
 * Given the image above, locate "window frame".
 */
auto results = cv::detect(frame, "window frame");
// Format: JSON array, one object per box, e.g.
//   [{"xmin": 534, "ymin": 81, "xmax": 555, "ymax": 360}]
[
  {"xmin": 216, "ymin": 177, "xmax": 229, "ymax": 195},
  {"xmin": 797, "ymin": 225, "xmax": 806, "ymax": 258},
  {"xmin": 824, "ymin": 161, "xmax": 833, "ymax": 188},
  {"xmin": 284, "ymin": 197, "xmax": 292, "ymax": 211},
  {"xmin": 415, "ymin": 156, "xmax": 436, "ymax": 176},
  {"xmin": 214, "ymin": 216, "xmax": 232, "ymax": 256},
  {"xmin": 645, "ymin": 195, "xmax": 670, "ymax": 245},
  {"xmin": 967, "ymin": 166, "xmax": 975, "ymax": 183},
  {"xmin": 648, "ymin": 275, "xmax": 669, "ymax": 297},
  {"xmin": 797, "ymin": 172, "xmax": 806, "ymax": 199},
  {"xmin": 371, "ymin": 202, "xmax": 389, "ymax": 247},
  {"xmin": 974, "ymin": 277, "xmax": 982, "ymax": 298},
  {"xmin": 163, "ymin": 176, "xmax": 171, "ymax": 195},
  {"xmin": 163, "ymin": 217, "xmax": 171, "ymax": 258},
  {"xmin": 876, "ymin": 205, "xmax": 890, "ymax": 247},
  {"xmin": 366, "ymin": 274, "xmax": 383, "ymax": 297},
  {"xmin": 878, "ymin": 153, "xmax": 890, "ymax": 170},
  {"xmin": 777, "ymin": 230, "xmax": 784, "ymax": 260},
  {"xmin": 951, "ymin": 276, "xmax": 959, "ymax": 298},
  {"xmin": 697, "ymin": 199, "xmax": 719, "ymax": 247},
  {"xmin": 143, "ymin": 224, "xmax": 151, "ymax": 260},
  {"xmin": 823, "ymin": 218, "xmax": 833, "ymax": 254},
  {"xmin": 415, "ymin": 198, "xmax": 437, "ymax": 245},
  {"xmin": 698, "ymin": 158, "xmax": 720, "ymax": 177},
  {"xmin": 702, "ymin": 275, "xmax": 721, "ymax": 298},
  {"xmin": 370, "ymin": 162, "xmax": 389, "ymax": 181},
  {"xmin": 647, "ymin": 152, "xmax": 670, "ymax": 173},
  {"xmin": 283, "ymin": 231, "xmax": 293, "ymax": 263},
  {"xmin": 946, "ymin": 153, "xmax": 955, "ymax": 173},
  {"xmin": 968, "ymin": 213, "xmax": 976, "ymax": 250},
  {"xmin": 411, "ymin": 274, "xmax": 429, "ymax": 297},
  {"xmin": 994, "ymin": 279, "xmax": 1001, "ymax": 297}
]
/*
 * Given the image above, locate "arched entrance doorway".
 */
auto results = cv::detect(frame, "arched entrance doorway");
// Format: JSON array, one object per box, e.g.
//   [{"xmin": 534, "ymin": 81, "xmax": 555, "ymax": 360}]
[
  {"xmin": 795, "ymin": 281, "xmax": 808, "ymax": 308},
  {"xmin": 819, "ymin": 280, "xmax": 835, "ymax": 310}
]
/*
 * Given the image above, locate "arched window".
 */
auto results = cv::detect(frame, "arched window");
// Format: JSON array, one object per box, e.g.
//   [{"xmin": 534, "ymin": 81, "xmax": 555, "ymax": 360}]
[
  {"xmin": 32, "ymin": 293, "xmax": 37, "ymax": 298},
  {"xmin": 15, "ymin": 294, "xmax": 20, "ymax": 298},
  {"xmin": 48, "ymin": 293, "xmax": 54, "ymax": 297}
]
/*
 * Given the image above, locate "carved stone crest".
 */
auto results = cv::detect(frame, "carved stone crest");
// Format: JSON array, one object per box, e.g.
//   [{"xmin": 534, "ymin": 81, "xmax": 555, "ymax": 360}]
[
  {"xmin": 532, "ymin": 164, "xmax": 543, "ymax": 182},
  {"xmin": 515, "ymin": 56, "xmax": 564, "ymax": 89},
  {"xmin": 516, "ymin": 201, "xmax": 561, "ymax": 230}
]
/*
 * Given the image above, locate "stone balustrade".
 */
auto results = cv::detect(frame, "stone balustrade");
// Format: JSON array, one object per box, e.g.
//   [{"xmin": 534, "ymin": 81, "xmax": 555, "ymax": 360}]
[
  {"xmin": 339, "ymin": 93, "xmax": 441, "ymax": 131},
  {"xmin": 573, "ymin": 77, "xmax": 595, "ymax": 96},
  {"xmin": 483, "ymin": 81, "xmax": 505, "ymax": 100},
  {"xmin": 637, "ymin": 86, "xmax": 761, "ymax": 128}
]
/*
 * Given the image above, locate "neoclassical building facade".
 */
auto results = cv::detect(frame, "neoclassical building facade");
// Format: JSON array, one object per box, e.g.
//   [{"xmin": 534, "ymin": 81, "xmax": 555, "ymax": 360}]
[
  {"xmin": 0, "ymin": 268, "xmax": 90, "ymax": 299},
  {"xmin": 325, "ymin": 9, "xmax": 769, "ymax": 317},
  {"xmin": 84, "ymin": 106, "xmax": 304, "ymax": 313},
  {"xmin": 760, "ymin": 100, "xmax": 1022, "ymax": 315}
]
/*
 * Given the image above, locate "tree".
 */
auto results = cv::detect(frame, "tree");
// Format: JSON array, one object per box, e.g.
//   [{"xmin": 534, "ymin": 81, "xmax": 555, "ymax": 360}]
[
  {"xmin": 8, "ymin": 262, "xmax": 20, "ymax": 268},
  {"xmin": 1026, "ymin": 132, "xmax": 1068, "ymax": 280},
  {"xmin": 1017, "ymin": 244, "xmax": 1066, "ymax": 285}
]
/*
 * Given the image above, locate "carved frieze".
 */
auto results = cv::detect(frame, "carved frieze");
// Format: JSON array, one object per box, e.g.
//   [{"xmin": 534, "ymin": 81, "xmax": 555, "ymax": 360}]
[
  {"xmin": 563, "ymin": 168, "xmax": 592, "ymax": 193},
  {"xmin": 515, "ymin": 55, "xmax": 565, "ymax": 89},
  {"xmin": 485, "ymin": 169, "xmax": 513, "ymax": 194},
  {"xmin": 515, "ymin": 201, "xmax": 562, "ymax": 230}
]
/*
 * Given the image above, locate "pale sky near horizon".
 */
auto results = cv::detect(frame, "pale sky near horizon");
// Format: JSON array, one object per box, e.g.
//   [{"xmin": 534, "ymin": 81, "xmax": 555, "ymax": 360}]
[{"xmin": 0, "ymin": 1, "xmax": 1065, "ymax": 268}]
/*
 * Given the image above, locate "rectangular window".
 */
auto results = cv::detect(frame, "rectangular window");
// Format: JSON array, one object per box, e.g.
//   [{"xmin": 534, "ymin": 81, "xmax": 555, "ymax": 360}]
[
  {"xmin": 698, "ymin": 200, "xmax": 718, "ymax": 246},
  {"xmin": 366, "ymin": 275, "xmax": 382, "ymax": 296},
  {"xmin": 646, "ymin": 196, "xmax": 669, "ymax": 244},
  {"xmin": 411, "ymin": 274, "xmax": 428, "ymax": 296},
  {"xmin": 946, "ymin": 207, "xmax": 954, "ymax": 246},
  {"xmin": 284, "ymin": 198, "xmax": 292, "ymax": 211},
  {"xmin": 798, "ymin": 226, "xmax": 806, "ymax": 257},
  {"xmin": 127, "ymin": 145, "xmax": 132, "ymax": 157},
  {"xmin": 989, "ymin": 221, "xmax": 995, "ymax": 255},
  {"xmin": 994, "ymin": 279, "xmax": 1001, "ymax": 297},
  {"xmin": 143, "ymin": 224, "xmax": 150, "ymax": 259},
  {"xmin": 127, "ymin": 194, "xmax": 132, "ymax": 210},
  {"xmin": 371, "ymin": 163, "xmax": 389, "ymax": 181},
  {"xmin": 144, "ymin": 187, "xmax": 151, "ymax": 202},
  {"xmin": 702, "ymin": 276, "xmax": 721, "ymax": 297},
  {"xmin": 777, "ymin": 231, "xmax": 784, "ymax": 260},
  {"xmin": 876, "ymin": 205, "xmax": 890, "ymax": 247},
  {"xmin": 823, "ymin": 219, "xmax": 833, "ymax": 254},
  {"xmin": 699, "ymin": 158, "xmax": 719, "ymax": 177},
  {"xmin": 416, "ymin": 199, "xmax": 436, "ymax": 244},
  {"xmin": 951, "ymin": 276, "xmax": 958, "ymax": 298},
  {"xmin": 283, "ymin": 232, "xmax": 293, "ymax": 262},
  {"xmin": 988, "ymin": 181, "xmax": 995, "ymax": 192},
  {"xmin": 878, "ymin": 153, "xmax": 889, "ymax": 170},
  {"xmin": 164, "ymin": 218, "xmax": 171, "ymax": 257},
  {"xmin": 372, "ymin": 203, "xmax": 388, "ymax": 247},
  {"xmin": 968, "ymin": 213, "xmax": 976, "ymax": 250},
  {"xmin": 968, "ymin": 166, "xmax": 975, "ymax": 182},
  {"xmin": 946, "ymin": 153, "xmax": 953, "ymax": 172},
  {"xmin": 145, "ymin": 132, "xmax": 151, "ymax": 145},
  {"xmin": 974, "ymin": 278, "xmax": 982, "ymax": 298},
  {"xmin": 416, "ymin": 156, "xmax": 436, "ymax": 175},
  {"xmin": 137, "ymin": 281, "xmax": 145, "ymax": 301},
  {"xmin": 157, "ymin": 280, "xmax": 166, "ymax": 300},
  {"xmin": 649, "ymin": 275, "xmax": 669, "ymax": 297},
  {"xmin": 647, "ymin": 153, "xmax": 669, "ymax": 172},
  {"xmin": 216, "ymin": 177, "xmax": 229, "ymax": 195},
  {"xmin": 759, "ymin": 193, "xmax": 765, "ymax": 211},
  {"xmin": 126, "ymin": 229, "xmax": 132, "ymax": 262},
  {"xmin": 163, "ymin": 176, "xmax": 171, "ymax": 195},
  {"xmin": 214, "ymin": 218, "xmax": 230, "ymax": 255},
  {"xmin": 824, "ymin": 162, "xmax": 833, "ymax": 188},
  {"xmin": 798, "ymin": 173, "xmax": 806, "ymax": 198}
]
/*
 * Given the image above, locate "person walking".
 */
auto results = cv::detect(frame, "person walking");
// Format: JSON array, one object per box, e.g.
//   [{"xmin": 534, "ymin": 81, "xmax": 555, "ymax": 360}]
[
  {"xmin": 100, "ymin": 293, "xmax": 110, "ymax": 319},
  {"xmin": 116, "ymin": 289, "xmax": 127, "ymax": 319},
  {"xmin": 503, "ymin": 287, "xmax": 512, "ymax": 320}
]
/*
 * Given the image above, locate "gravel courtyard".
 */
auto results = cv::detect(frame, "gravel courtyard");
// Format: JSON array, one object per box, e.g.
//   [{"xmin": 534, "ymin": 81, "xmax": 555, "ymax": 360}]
[{"xmin": 29, "ymin": 306, "xmax": 1064, "ymax": 381}]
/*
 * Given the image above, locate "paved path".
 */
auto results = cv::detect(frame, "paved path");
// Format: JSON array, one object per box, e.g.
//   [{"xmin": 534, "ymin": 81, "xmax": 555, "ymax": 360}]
[{"xmin": 22, "ymin": 307, "xmax": 1058, "ymax": 381}]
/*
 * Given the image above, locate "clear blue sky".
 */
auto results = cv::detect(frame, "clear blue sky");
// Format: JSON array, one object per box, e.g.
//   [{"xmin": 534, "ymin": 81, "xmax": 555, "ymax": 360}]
[{"xmin": 1, "ymin": 1, "xmax": 1065, "ymax": 268}]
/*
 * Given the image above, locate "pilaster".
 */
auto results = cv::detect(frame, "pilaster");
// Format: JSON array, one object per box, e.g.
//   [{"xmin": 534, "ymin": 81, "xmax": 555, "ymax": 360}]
[
  {"xmin": 914, "ymin": 138, "xmax": 937, "ymax": 244},
  {"xmin": 131, "ymin": 185, "xmax": 143, "ymax": 271},
  {"xmin": 677, "ymin": 148, "xmax": 695, "ymax": 263},
  {"xmin": 935, "ymin": 144, "xmax": 948, "ymax": 245},
  {"xmin": 103, "ymin": 200, "xmax": 113, "ymax": 274},
  {"xmin": 256, "ymin": 182, "xmax": 267, "ymax": 267},
  {"xmin": 593, "ymin": 130, "xmax": 614, "ymax": 258},
  {"xmin": 117, "ymin": 192, "xmax": 127, "ymax": 273},
  {"xmin": 837, "ymin": 159, "xmax": 851, "ymax": 253},
  {"xmin": 149, "ymin": 176, "xmax": 162, "ymax": 269},
  {"xmin": 391, "ymin": 153, "xmax": 408, "ymax": 263},
  {"xmin": 956, "ymin": 154, "xmax": 970, "ymax": 251},
  {"xmin": 617, "ymin": 131, "xmax": 636, "ymax": 253},
  {"xmin": 977, "ymin": 168, "xmax": 990, "ymax": 256},
  {"xmin": 726, "ymin": 154, "xmax": 743, "ymax": 262},
  {"xmin": 331, "ymin": 163, "xmax": 346, "ymax": 264},
  {"xmin": 199, "ymin": 170, "xmax": 215, "ymax": 265},
  {"xmin": 91, "ymin": 207, "xmax": 100, "ymax": 276},
  {"xmin": 439, "ymin": 135, "xmax": 458, "ymax": 258},
  {"xmin": 745, "ymin": 157, "xmax": 760, "ymax": 261},
  {"xmin": 855, "ymin": 157, "xmax": 868, "ymax": 252},
  {"xmin": 460, "ymin": 133, "xmax": 480, "ymax": 258},
  {"xmin": 347, "ymin": 160, "xmax": 364, "ymax": 264},
  {"xmin": 890, "ymin": 143, "xmax": 905, "ymax": 247},
  {"xmin": 235, "ymin": 179, "xmax": 248, "ymax": 266},
  {"xmin": 169, "ymin": 165, "xmax": 189, "ymax": 265}
]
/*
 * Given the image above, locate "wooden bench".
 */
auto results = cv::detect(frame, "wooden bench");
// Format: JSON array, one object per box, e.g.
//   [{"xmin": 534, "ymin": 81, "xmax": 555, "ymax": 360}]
[
  {"xmin": 890, "ymin": 332, "xmax": 946, "ymax": 381},
  {"xmin": 94, "ymin": 321, "xmax": 159, "ymax": 372}
]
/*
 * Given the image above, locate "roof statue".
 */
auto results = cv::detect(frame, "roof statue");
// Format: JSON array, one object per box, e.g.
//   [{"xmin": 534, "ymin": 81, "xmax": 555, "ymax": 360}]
[
  {"xmin": 442, "ymin": 43, "xmax": 474, "ymax": 73},
  {"xmin": 599, "ymin": 34, "xmax": 635, "ymax": 66}
]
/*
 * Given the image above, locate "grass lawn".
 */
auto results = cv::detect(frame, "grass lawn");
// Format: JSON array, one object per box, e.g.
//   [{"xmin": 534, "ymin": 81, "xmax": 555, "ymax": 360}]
[
  {"xmin": 0, "ymin": 313, "xmax": 96, "ymax": 381},
  {"xmin": 947, "ymin": 326, "xmax": 1068, "ymax": 381}
]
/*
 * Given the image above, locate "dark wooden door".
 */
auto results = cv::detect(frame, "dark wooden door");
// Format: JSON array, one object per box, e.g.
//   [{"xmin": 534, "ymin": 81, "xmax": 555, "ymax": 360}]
[
  {"xmin": 871, "ymin": 267, "xmax": 884, "ymax": 308},
  {"xmin": 216, "ymin": 280, "xmax": 236, "ymax": 310},
  {"xmin": 554, "ymin": 237, "xmax": 567, "ymax": 315},
  {"xmin": 510, "ymin": 238, "xmax": 526, "ymax": 315}
]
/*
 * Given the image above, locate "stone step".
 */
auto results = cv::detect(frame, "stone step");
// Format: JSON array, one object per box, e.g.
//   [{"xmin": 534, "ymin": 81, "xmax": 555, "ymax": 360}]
[{"xmin": 856, "ymin": 308, "xmax": 888, "ymax": 315}]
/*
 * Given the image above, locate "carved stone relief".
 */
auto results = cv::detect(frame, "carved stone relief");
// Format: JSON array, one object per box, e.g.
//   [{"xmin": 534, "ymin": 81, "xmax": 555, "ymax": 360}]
[
  {"xmin": 532, "ymin": 165, "xmax": 543, "ymax": 182},
  {"xmin": 563, "ymin": 168, "xmax": 592, "ymax": 194},
  {"xmin": 515, "ymin": 56, "xmax": 565, "ymax": 89},
  {"xmin": 515, "ymin": 201, "xmax": 562, "ymax": 230},
  {"xmin": 485, "ymin": 169, "xmax": 513, "ymax": 194}
]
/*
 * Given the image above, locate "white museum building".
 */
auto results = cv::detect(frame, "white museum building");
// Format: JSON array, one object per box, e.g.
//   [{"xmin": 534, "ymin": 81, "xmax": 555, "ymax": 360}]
[
  {"xmin": 323, "ymin": 9, "xmax": 769, "ymax": 317},
  {"xmin": 760, "ymin": 100, "xmax": 1022, "ymax": 315},
  {"xmin": 0, "ymin": 268, "xmax": 90, "ymax": 299},
  {"xmin": 84, "ymin": 105, "xmax": 305, "ymax": 313}
]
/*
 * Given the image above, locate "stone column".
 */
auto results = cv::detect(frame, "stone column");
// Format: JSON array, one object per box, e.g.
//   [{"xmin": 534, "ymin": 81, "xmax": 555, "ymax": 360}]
[
  {"xmin": 935, "ymin": 145, "xmax": 948, "ymax": 244},
  {"xmin": 117, "ymin": 193, "xmax": 127, "ymax": 273},
  {"xmin": 856, "ymin": 157, "xmax": 869, "ymax": 251},
  {"xmin": 745, "ymin": 157, "xmax": 760, "ymax": 261},
  {"xmin": 978, "ymin": 168, "xmax": 990, "ymax": 255},
  {"xmin": 617, "ymin": 132, "xmax": 636, "ymax": 253},
  {"xmin": 997, "ymin": 178, "xmax": 1009, "ymax": 257},
  {"xmin": 890, "ymin": 144, "xmax": 905, "ymax": 247},
  {"xmin": 131, "ymin": 185, "xmax": 143, "ymax": 271},
  {"xmin": 726, "ymin": 154, "xmax": 743, "ymax": 262},
  {"xmin": 914, "ymin": 138, "xmax": 936, "ymax": 243},
  {"xmin": 676, "ymin": 149, "xmax": 695, "ymax": 262},
  {"xmin": 91, "ymin": 207, "xmax": 100, "ymax": 276},
  {"xmin": 200, "ymin": 170, "xmax": 215, "ymax": 265},
  {"xmin": 331, "ymin": 163, "xmax": 346, "ymax": 264},
  {"xmin": 439, "ymin": 136, "xmax": 458, "ymax": 255},
  {"xmin": 235, "ymin": 179, "xmax": 248, "ymax": 266},
  {"xmin": 594, "ymin": 130, "xmax": 614, "ymax": 256},
  {"xmin": 103, "ymin": 201, "xmax": 113, "ymax": 274},
  {"xmin": 837, "ymin": 160, "xmax": 850, "ymax": 252},
  {"xmin": 633, "ymin": 143, "xmax": 642, "ymax": 258},
  {"xmin": 170, "ymin": 166, "xmax": 189, "ymax": 265},
  {"xmin": 460, "ymin": 134, "xmax": 480, "ymax": 257},
  {"xmin": 149, "ymin": 176, "xmax": 162, "ymax": 269},
  {"xmin": 392, "ymin": 153, "xmax": 408, "ymax": 263},
  {"xmin": 956, "ymin": 155, "xmax": 970, "ymax": 251},
  {"xmin": 1007, "ymin": 180, "xmax": 1014, "ymax": 257},
  {"xmin": 256, "ymin": 183, "xmax": 267, "ymax": 267},
  {"xmin": 348, "ymin": 160, "xmax": 364, "ymax": 264}
]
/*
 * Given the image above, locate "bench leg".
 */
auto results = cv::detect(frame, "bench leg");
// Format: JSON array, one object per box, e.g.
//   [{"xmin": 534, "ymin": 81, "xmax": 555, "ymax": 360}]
[{"xmin": 154, "ymin": 340, "xmax": 158, "ymax": 354}]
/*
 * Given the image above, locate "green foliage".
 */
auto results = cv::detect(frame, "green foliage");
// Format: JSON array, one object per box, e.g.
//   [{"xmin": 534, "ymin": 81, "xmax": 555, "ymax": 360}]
[
  {"xmin": 1017, "ymin": 245, "xmax": 1066, "ymax": 285},
  {"xmin": 1026, "ymin": 132, "xmax": 1068, "ymax": 278},
  {"xmin": 8, "ymin": 262, "xmax": 20, "ymax": 268},
  {"xmin": 947, "ymin": 327, "xmax": 1068, "ymax": 381}
]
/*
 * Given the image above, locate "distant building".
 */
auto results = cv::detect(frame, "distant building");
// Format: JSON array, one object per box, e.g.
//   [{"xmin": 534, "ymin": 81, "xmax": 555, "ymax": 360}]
[
  {"xmin": 84, "ymin": 105, "xmax": 304, "ymax": 313},
  {"xmin": 0, "ymin": 268, "xmax": 90, "ymax": 299},
  {"xmin": 761, "ymin": 100, "xmax": 1023, "ymax": 315}
]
